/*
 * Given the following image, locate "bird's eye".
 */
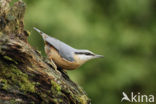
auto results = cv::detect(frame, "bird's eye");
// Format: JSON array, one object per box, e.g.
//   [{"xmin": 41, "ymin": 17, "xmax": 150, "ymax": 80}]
[
  {"xmin": 85, "ymin": 52, "xmax": 91, "ymax": 55},
  {"xmin": 85, "ymin": 52, "xmax": 95, "ymax": 56},
  {"xmin": 75, "ymin": 52, "xmax": 94, "ymax": 56}
]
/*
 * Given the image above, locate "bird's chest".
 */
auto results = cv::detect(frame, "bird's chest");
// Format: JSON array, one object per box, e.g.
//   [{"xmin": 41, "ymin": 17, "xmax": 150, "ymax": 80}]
[{"xmin": 45, "ymin": 45, "xmax": 80, "ymax": 70}]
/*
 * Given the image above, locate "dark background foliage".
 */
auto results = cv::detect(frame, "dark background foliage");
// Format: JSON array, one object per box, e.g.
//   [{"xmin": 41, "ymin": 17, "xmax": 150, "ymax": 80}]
[{"xmin": 13, "ymin": 0, "xmax": 156, "ymax": 103}]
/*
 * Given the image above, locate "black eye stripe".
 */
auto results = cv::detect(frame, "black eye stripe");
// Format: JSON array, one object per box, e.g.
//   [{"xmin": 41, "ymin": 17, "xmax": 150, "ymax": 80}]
[{"xmin": 75, "ymin": 52, "xmax": 94, "ymax": 56}]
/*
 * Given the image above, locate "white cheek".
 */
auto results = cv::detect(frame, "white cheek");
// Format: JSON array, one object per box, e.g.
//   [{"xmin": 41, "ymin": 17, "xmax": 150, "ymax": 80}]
[{"xmin": 78, "ymin": 55, "xmax": 92, "ymax": 61}]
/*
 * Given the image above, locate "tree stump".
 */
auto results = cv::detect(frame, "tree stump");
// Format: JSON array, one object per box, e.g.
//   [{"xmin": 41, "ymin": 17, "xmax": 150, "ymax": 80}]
[{"xmin": 0, "ymin": 0, "xmax": 90, "ymax": 103}]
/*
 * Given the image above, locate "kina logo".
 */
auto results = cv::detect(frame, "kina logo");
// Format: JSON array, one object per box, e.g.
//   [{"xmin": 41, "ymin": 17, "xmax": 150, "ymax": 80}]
[{"xmin": 121, "ymin": 92, "xmax": 154, "ymax": 103}]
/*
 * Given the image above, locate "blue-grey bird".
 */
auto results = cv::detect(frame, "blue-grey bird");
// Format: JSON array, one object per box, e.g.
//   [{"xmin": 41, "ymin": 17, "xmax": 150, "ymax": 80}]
[{"xmin": 33, "ymin": 27, "xmax": 103, "ymax": 70}]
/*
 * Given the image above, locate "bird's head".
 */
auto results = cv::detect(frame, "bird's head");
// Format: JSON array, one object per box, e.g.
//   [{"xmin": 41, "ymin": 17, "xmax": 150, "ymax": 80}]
[{"xmin": 73, "ymin": 49, "xmax": 103, "ymax": 65}]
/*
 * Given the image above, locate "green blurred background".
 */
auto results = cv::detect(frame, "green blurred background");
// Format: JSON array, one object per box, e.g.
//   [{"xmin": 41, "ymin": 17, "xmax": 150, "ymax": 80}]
[{"xmin": 16, "ymin": 0, "xmax": 156, "ymax": 103}]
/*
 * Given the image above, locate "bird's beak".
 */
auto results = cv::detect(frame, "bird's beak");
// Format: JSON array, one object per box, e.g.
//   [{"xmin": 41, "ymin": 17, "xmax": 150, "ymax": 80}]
[{"xmin": 94, "ymin": 54, "xmax": 104, "ymax": 58}]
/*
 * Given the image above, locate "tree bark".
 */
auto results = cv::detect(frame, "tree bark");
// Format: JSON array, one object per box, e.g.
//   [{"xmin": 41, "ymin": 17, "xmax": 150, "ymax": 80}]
[{"xmin": 0, "ymin": 0, "xmax": 90, "ymax": 104}]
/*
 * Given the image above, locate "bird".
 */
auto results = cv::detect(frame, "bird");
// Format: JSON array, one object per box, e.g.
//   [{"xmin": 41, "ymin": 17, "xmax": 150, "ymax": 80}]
[
  {"xmin": 121, "ymin": 92, "xmax": 131, "ymax": 102},
  {"xmin": 33, "ymin": 27, "xmax": 103, "ymax": 70}
]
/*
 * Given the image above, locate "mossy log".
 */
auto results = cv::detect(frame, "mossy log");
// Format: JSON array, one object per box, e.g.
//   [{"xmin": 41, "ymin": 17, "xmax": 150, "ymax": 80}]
[{"xmin": 0, "ymin": 0, "xmax": 90, "ymax": 104}]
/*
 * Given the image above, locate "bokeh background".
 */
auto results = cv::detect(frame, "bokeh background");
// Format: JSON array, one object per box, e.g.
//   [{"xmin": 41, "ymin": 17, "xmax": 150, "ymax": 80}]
[{"xmin": 15, "ymin": 0, "xmax": 156, "ymax": 103}]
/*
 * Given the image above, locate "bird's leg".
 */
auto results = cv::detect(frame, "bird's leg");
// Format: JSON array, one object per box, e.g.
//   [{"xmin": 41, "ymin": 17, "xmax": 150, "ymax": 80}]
[{"xmin": 50, "ymin": 59, "xmax": 57, "ymax": 71}]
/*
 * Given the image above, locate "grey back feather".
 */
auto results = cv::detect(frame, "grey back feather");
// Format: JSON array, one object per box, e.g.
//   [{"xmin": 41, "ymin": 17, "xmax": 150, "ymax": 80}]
[{"xmin": 33, "ymin": 27, "xmax": 76, "ymax": 62}]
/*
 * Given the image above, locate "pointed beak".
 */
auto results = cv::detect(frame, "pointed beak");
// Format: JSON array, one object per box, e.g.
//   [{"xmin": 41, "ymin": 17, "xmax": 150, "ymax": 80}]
[{"xmin": 94, "ymin": 54, "xmax": 104, "ymax": 58}]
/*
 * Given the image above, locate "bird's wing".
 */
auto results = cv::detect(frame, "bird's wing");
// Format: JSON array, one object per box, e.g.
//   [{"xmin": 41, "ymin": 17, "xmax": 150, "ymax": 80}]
[
  {"xmin": 45, "ymin": 35, "xmax": 76, "ymax": 62},
  {"xmin": 33, "ymin": 27, "xmax": 76, "ymax": 62}
]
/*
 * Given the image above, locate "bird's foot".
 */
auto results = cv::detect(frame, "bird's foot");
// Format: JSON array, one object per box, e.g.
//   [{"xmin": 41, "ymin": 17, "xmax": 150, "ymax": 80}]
[
  {"xmin": 57, "ymin": 67, "xmax": 69, "ymax": 79},
  {"xmin": 44, "ymin": 59, "xmax": 61, "ymax": 74},
  {"xmin": 50, "ymin": 59, "xmax": 57, "ymax": 70}
]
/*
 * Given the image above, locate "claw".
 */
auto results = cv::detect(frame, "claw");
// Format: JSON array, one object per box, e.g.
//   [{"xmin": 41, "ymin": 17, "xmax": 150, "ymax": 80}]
[{"xmin": 50, "ymin": 59, "xmax": 57, "ymax": 71}]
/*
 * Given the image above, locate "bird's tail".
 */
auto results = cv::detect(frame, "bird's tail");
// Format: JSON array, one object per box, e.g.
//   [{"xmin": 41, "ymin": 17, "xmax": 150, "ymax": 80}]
[{"xmin": 33, "ymin": 27, "xmax": 47, "ymax": 39}]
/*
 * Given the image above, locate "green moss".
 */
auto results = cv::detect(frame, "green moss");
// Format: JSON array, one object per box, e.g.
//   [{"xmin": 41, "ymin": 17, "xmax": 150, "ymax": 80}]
[
  {"xmin": 0, "ymin": 61, "xmax": 36, "ymax": 93},
  {"xmin": 40, "ymin": 93, "xmax": 47, "ymax": 98},
  {"xmin": 50, "ymin": 80, "xmax": 63, "ymax": 103},
  {"xmin": 0, "ymin": 79, "xmax": 9, "ymax": 90},
  {"xmin": 58, "ymin": 99, "xmax": 63, "ymax": 103},
  {"xmin": 9, "ymin": 99, "xmax": 16, "ymax": 104},
  {"xmin": 3, "ymin": 56, "xmax": 18, "ymax": 64},
  {"xmin": 0, "ymin": 32, "xmax": 2, "ymax": 36},
  {"xmin": 19, "ymin": 79, "xmax": 35, "ymax": 93},
  {"xmin": 52, "ymin": 99, "xmax": 58, "ymax": 103},
  {"xmin": 50, "ymin": 80, "xmax": 61, "ymax": 94},
  {"xmin": 35, "ymin": 82, "xmax": 40, "ymax": 86},
  {"xmin": 79, "ymin": 95, "xmax": 88, "ymax": 104}
]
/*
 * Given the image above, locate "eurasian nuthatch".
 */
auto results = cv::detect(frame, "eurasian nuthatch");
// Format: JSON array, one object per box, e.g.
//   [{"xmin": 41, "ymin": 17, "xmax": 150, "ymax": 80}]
[{"xmin": 33, "ymin": 27, "xmax": 103, "ymax": 70}]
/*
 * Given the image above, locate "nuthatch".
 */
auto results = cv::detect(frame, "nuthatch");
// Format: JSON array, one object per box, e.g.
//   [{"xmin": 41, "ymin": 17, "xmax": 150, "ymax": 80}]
[{"xmin": 33, "ymin": 27, "xmax": 103, "ymax": 70}]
